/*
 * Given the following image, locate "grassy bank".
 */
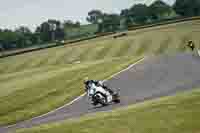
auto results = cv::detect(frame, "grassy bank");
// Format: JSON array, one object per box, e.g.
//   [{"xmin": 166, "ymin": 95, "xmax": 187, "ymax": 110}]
[
  {"xmin": 0, "ymin": 19, "xmax": 200, "ymax": 126},
  {"xmin": 16, "ymin": 88, "xmax": 200, "ymax": 133},
  {"xmin": 0, "ymin": 57, "xmax": 141, "ymax": 126}
]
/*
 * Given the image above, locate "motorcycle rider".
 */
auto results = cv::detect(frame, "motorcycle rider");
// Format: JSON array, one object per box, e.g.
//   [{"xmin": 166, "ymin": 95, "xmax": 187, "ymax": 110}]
[
  {"xmin": 84, "ymin": 78, "xmax": 114, "ymax": 94},
  {"xmin": 187, "ymin": 40, "xmax": 195, "ymax": 51}
]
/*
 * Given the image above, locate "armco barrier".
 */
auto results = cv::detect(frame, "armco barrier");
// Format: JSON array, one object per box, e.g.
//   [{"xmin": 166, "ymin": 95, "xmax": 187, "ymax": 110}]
[
  {"xmin": 128, "ymin": 16, "xmax": 200, "ymax": 31},
  {"xmin": 1, "ymin": 16, "xmax": 200, "ymax": 59}
]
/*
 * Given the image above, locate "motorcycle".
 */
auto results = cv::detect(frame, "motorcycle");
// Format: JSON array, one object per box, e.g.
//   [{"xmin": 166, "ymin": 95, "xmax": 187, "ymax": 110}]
[{"xmin": 85, "ymin": 81, "xmax": 120, "ymax": 106}]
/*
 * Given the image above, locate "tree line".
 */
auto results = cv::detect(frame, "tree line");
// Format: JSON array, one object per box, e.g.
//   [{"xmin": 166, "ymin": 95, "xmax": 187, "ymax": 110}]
[{"xmin": 0, "ymin": 0, "xmax": 200, "ymax": 51}]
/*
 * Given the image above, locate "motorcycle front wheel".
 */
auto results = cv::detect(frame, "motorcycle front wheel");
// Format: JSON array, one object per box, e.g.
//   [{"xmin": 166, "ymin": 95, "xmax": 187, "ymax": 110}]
[{"xmin": 95, "ymin": 92, "xmax": 108, "ymax": 106}]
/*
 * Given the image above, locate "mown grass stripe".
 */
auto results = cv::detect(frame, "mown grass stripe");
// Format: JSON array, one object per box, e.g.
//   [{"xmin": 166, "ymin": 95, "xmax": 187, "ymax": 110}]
[{"xmin": 155, "ymin": 36, "xmax": 172, "ymax": 55}]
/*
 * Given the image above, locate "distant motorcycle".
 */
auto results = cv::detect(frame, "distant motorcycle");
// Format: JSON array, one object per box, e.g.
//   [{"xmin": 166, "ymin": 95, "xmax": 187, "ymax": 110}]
[{"xmin": 84, "ymin": 80, "xmax": 120, "ymax": 106}]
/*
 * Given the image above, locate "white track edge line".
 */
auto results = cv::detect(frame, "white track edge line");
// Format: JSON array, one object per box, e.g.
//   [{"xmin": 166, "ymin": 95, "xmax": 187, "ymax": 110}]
[{"xmin": 5, "ymin": 57, "xmax": 145, "ymax": 129}]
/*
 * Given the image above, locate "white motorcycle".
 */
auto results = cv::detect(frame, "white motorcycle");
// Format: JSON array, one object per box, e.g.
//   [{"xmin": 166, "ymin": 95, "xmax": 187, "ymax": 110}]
[{"xmin": 85, "ymin": 81, "xmax": 120, "ymax": 106}]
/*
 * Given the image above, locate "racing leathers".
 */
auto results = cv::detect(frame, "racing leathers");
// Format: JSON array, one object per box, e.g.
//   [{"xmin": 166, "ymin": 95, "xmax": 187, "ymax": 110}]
[{"xmin": 84, "ymin": 80, "xmax": 114, "ymax": 94}]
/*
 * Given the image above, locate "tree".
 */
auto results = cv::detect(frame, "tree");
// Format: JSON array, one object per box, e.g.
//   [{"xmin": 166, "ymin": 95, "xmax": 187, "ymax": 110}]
[
  {"xmin": 75, "ymin": 21, "xmax": 81, "ymax": 27},
  {"xmin": 37, "ymin": 19, "xmax": 65, "ymax": 42},
  {"xmin": 149, "ymin": 0, "xmax": 174, "ymax": 20},
  {"xmin": 129, "ymin": 4, "xmax": 150, "ymax": 24},
  {"xmin": 15, "ymin": 26, "xmax": 31, "ymax": 34},
  {"xmin": 87, "ymin": 10, "xmax": 103, "ymax": 24},
  {"xmin": 55, "ymin": 27, "xmax": 65, "ymax": 41},
  {"xmin": 15, "ymin": 26, "xmax": 33, "ymax": 47},
  {"xmin": 39, "ymin": 22, "xmax": 51, "ymax": 42},
  {"xmin": 29, "ymin": 33, "xmax": 40, "ymax": 44},
  {"xmin": 120, "ymin": 9, "xmax": 133, "ymax": 27},
  {"xmin": 48, "ymin": 19, "xmax": 60, "ymax": 41},
  {"xmin": 0, "ymin": 29, "xmax": 19, "ymax": 49},
  {"xmin": 64, "ymin": 20, "xmax": 80, "ymax": 28},
  {"xmin": 0, "ymin": 41, "xmax": 3, "ymax": 52},
  {"xmin": 173, "ymin": 0, "xmax": 200, "ymax": 17},
  {"xmin": 102, "ymin": 13, "xmax": 121, "ymax": 32}
]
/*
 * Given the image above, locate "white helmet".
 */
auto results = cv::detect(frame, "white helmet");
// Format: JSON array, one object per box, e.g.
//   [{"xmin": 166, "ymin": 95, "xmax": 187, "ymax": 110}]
[{"xmin": 98, "ymin": 80, "xmax": 104, "ymax": 86}]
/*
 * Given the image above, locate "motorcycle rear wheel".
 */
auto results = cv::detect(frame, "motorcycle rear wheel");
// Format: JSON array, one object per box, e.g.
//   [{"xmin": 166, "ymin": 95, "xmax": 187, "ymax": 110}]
[{"xmin": 113, "ymin": 99, "xmax": 120, "ymax": 103}]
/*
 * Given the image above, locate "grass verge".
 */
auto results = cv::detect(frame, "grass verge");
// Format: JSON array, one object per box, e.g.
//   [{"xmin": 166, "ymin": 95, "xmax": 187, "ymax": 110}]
[
  {"xmin": 0, "ymin": 57, "xmax": 142, "ymax": 126},
  {"xmin": 16, "ymin": 88, "xmax": 200, "ymax": 133},
  {"xmin": 0, "ymin": 19, "xmax": 200, "ymax": 127}
]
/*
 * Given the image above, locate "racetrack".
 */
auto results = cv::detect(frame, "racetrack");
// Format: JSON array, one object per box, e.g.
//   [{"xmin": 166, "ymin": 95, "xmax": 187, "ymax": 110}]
[{"xmin": 1, "ymin": 53, "xmax": 200, "ymax": 133}]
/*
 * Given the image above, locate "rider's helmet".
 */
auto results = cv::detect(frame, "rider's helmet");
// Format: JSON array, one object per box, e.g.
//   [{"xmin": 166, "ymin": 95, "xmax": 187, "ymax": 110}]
[
  {"xmin": 98, "ymin": 80, "xmax": 104, "ymax": 86},
  {"xmin": 188, "ymin": 40, "xmax": 194, "ymax": 46}
]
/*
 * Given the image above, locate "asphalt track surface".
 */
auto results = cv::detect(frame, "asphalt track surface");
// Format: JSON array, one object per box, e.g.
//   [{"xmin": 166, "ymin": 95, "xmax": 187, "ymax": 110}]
[{"xmin": 1, "ymin": 53, "xmax": 200, "ymax": 133}]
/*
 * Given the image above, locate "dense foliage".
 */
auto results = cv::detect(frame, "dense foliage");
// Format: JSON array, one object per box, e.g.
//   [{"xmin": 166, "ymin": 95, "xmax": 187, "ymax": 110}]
[{"xmin": 0, "ymin": 0, "xmax": 199, "ymax": 52}]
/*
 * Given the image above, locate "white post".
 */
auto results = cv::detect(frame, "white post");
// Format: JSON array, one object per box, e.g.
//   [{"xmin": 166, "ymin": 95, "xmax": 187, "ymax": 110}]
[{"xmin": 197, "ymin": 49, "xmax": 200, "ymax": 56}]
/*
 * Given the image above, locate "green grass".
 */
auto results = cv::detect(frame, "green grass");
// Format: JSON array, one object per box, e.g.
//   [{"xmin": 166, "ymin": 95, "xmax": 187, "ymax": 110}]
[
  {"xmin": 0, "ymin": 19, "xmax": 200, "ymax": 126},
  {"xmin": 64, "ymin": 24, "xmax": 98, "ymax": 39},
  {"xmin": 0, "ymin": 57, "xmax": 141, "ymax": 126},
  {"xmin": 1, "ymin": 20, "xmax": 200, "ymax": 73},
  {"xmin": 16, "ymin": 88, "xmax": 200, "ymax": 133}
]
